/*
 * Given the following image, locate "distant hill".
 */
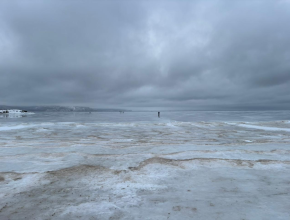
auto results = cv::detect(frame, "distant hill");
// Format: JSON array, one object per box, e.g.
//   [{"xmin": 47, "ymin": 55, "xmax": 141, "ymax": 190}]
[{"xmin": 0, "ymin": 105, "xmax": 131, "ymax": 112}]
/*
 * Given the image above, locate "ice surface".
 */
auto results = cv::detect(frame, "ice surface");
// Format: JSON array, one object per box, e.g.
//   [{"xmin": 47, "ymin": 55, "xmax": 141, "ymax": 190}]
[
  {"xmin": 228, "ymin": 122, "xmax": 290, "ymax": 132},
  {"xmin": 0, "ymin": 111, "xmax": 290, "ymax": 219}
]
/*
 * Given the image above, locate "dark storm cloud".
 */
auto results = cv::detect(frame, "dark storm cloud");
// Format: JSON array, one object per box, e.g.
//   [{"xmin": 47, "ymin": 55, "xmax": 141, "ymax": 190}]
[{"xmin": 1, "ymin": 0, "xmax": 290, "ymax": 110}]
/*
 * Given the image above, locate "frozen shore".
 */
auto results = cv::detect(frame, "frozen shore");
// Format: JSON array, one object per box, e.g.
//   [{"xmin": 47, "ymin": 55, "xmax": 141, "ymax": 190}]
[{"xmin": 0, "ymin": 119, "xmax": 290, "ymax": 219}]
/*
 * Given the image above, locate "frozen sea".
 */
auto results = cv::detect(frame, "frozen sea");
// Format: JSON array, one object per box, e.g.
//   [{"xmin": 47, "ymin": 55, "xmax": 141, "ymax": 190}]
[{"xmin": 0, "ymin": 111, "xmax": 290, "ymax": 220}]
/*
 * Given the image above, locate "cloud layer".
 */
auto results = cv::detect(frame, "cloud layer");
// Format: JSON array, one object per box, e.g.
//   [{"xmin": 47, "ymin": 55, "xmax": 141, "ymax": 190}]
[{"xmin": 1, "ymin": 0, "xmax": 290, "ymax": 110}]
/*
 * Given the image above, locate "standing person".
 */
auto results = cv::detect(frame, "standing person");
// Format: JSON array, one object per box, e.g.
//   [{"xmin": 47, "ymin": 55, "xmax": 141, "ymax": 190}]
[{"xmin": 158, "ymin": 112, "xmax": 160, "ymax": 118}]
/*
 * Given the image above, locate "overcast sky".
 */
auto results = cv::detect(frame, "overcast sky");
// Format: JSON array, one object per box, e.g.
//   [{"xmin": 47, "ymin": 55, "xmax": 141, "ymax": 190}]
[{"xmin": 1, "ymin": 0, "xmax": 290, "ymax": 110}]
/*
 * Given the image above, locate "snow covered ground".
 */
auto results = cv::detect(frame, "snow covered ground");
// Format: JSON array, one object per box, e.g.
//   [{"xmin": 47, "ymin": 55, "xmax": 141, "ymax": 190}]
[{"xmin": 0, "ymin": 112, "xmax": 290, "ymax": 219}]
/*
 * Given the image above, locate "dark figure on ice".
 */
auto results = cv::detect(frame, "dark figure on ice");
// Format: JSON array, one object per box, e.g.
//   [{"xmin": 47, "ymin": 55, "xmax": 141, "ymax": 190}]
[{"xmin": 158, "ymin": 112, "xmax": 160, "ymax": 118}]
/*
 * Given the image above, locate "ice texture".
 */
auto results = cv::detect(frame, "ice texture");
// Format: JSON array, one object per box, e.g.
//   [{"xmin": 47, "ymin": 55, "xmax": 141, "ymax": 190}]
[{"xmin": 0, "ymin": 112, "xmax": 290, "ymax": 219}]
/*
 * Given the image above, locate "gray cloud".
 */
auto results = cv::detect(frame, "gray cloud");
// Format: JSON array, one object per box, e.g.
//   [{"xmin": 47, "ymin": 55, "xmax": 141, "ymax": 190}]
[{"xmin": 1, "ymin": 0, "xmax": 290, "ymax": 110}]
